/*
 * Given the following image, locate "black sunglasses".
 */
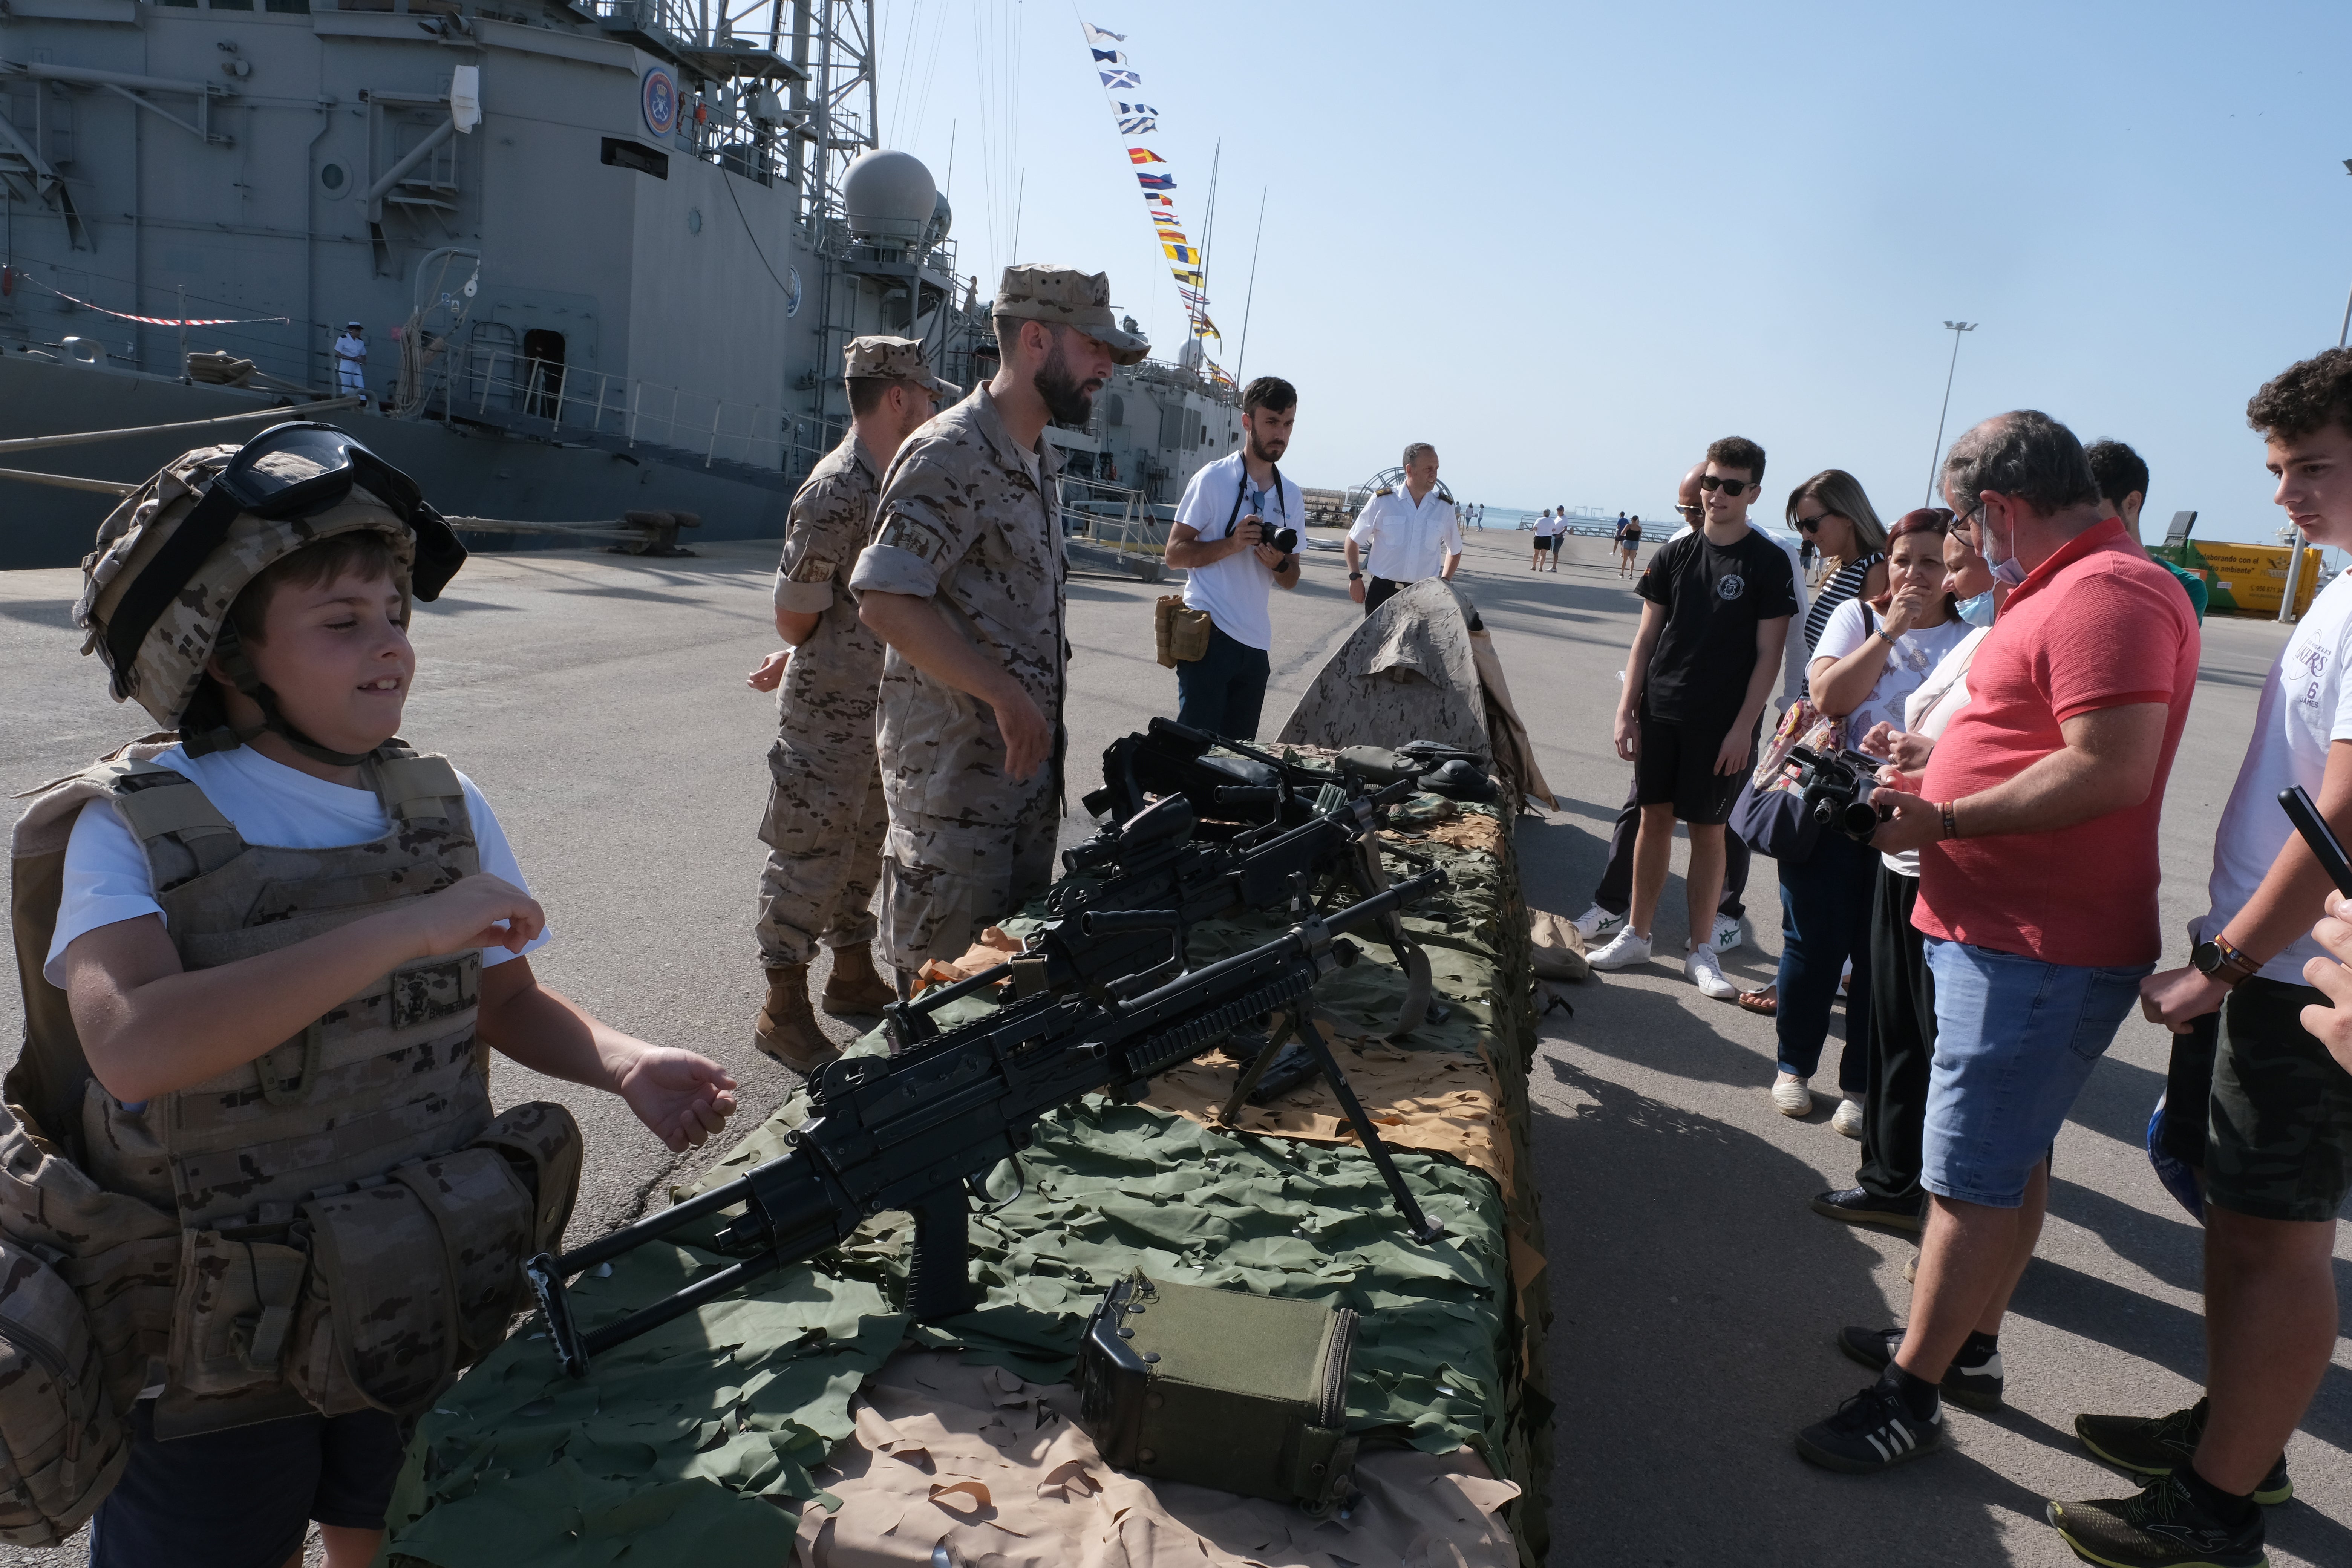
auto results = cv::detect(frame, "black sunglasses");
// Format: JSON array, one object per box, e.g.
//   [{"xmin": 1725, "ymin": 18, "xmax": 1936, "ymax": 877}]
[
  {"xmin": 103, "ymin": 422, "xmax": 465, "ymax": 697},
  {"xmin": 1696, "ymin": 474, "xmax": 1751, "ymax": 494},
  {"xmin": 1793, "ymin": 511, "xmax": 1840, "ymax": 534}
]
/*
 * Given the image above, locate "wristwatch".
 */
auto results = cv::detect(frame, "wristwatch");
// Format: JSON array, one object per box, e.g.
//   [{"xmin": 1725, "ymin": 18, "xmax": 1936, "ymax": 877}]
[
  {"xmin": 2191, "ymin": 933, "xmax": 2262, "ymax": 988},
  {"xmin": 1348, "ymin": 571, "xmax": 1363, "ymax": 580}
]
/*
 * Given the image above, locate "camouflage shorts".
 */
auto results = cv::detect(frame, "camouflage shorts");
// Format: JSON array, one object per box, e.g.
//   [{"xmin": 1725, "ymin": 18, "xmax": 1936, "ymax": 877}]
[{"xmin": 2206, "ymin": 977, "xmax": 2352, "ymax": 1223}]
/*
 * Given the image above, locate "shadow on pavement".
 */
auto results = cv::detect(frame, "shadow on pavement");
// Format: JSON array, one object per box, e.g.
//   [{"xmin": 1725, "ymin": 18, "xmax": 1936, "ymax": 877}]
[{"xmin": 1533, "ymin": 1056, "xmax": 2023, "ymax": 1566}]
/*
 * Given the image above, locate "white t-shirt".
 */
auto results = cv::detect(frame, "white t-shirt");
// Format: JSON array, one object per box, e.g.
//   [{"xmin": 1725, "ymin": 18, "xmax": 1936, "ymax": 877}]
[
  {"xmin": 1881, "ymin": 625, "xmax": 1991, "ymax": 878},
  {"xmin": 1810, "ymin": 599, "xmax": 1975, "ymax": 746},
  {"xmin": 1533, "ymin": 514, "xmax": 1559, "ymax": 539},
  {"xmin": 1348, "ymin": 484, "xmax": 1463, "ymax": 582},
  {"xmin": 2192, "ymin": 571, "xmax": 2352, "ymax": 983},
  {"xmin": 44, "ymin": 744, "xmax": 547, "ymax": 988},
  {"xmin": 1173, "ymin": 452, "xmax": 1301, "ymax": 652}
]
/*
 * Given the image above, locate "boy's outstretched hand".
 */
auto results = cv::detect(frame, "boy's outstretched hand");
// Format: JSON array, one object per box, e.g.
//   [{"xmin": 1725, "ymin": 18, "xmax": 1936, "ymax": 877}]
[{"xmin": 614, "ymin": 1046, "xmax": 739, "ymax": 1151}]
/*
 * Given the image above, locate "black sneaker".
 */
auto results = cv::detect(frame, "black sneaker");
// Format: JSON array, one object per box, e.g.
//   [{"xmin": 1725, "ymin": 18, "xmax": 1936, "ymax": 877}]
[
  {"xmin": 2046, "ymin": 1472, "xmax": 2266, "ymax": 1568},
  {"xmin": 1810, "ymin": 1186, "xmax": 1924, "ymax": 1232},
  {"xmin": 1837, "ymin": 1325, "xmax": 2004, "ymax": 1412},
  {"xmin": 2075, "ymin": 1399, "xmax": 2292, "ymax": 1506},
  {"xmin": 1794, "ymin": 1381, "xmax": 1943, "ymax": 1473}
]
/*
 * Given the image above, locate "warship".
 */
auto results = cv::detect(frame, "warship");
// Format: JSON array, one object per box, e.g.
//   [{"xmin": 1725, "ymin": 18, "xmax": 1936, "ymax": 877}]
[{"xmin": 0, "ymin": 0, "xmax": 1243, "ymax": 568}]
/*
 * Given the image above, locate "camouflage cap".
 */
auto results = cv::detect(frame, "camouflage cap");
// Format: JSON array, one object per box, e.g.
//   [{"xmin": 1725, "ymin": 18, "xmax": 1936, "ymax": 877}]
[
  {"xmin": 78, "ymin": 446, "xmax": 419, "ymax": 727},
  {"xmin": 841, "ymin": 334, "xmax": 959, "ymax": 400},
  {"xmin": 991, "ymin": 265, "xmax": 1149, "ymax": 365}
]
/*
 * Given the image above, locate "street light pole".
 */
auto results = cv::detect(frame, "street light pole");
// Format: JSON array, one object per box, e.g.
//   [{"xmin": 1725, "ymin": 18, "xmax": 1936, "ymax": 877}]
[
  {"xmin": 2339, "ymin": 159, "xmax": 2352, "ymax": 348},
  {"xmin": 1926, "ymin": 320, "xmax": 1977, "ymax": 506}
]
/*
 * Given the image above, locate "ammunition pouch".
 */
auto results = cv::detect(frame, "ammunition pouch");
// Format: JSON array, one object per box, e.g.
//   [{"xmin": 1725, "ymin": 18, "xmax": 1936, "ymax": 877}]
[
  {"xmin": 1153, "ymin": 596, "xmax": 1214, "ymax": 668},
  {"xmin": 1075, "ymin": 1269, "xmax": 1361, "ymax": 1516}
]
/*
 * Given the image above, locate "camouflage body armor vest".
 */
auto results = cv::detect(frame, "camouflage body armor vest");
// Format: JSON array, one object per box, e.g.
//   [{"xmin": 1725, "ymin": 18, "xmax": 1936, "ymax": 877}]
[{"xmin": 0, "ymin": 738, "xmax": 581, "ymax": 1535}]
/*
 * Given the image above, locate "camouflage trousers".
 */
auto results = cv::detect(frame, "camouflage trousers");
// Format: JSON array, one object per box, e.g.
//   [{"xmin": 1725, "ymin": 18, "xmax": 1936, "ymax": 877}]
[
  {"xmin": 877, "ymin": 787, "xmax": 1058, "ymax": 974},
  {"xmin": 755, "ymin": 736, "xmax": 887, "ymax": 967}
]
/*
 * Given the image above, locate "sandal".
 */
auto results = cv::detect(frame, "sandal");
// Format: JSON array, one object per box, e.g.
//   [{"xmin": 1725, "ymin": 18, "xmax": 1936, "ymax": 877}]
[{"xmin": 1738, "ymin": 985, "xmax": 1778, "ymax": 1017}]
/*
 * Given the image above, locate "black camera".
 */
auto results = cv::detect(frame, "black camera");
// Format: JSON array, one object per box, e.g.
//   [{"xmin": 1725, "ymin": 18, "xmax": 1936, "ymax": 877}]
[
  {"xmin": 1786, "ymin": 744, "xmax": 1886, "ymax": 841},
  {"xmin": 1270, "ymin": 525, "xmax": 1298, "ymax": 554}
]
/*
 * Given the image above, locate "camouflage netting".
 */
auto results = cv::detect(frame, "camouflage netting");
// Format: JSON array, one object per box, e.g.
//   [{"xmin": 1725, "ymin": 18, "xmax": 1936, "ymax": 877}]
[{"xmin": 381, "ymin": 807, "xmax": 1551, "ymax": 1566}]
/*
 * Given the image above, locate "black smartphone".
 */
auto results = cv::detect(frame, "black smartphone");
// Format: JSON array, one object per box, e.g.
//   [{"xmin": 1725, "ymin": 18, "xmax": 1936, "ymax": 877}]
[{"xmin": 2278, "ymin": 786, "xmax": 2352, "ymax": 897}]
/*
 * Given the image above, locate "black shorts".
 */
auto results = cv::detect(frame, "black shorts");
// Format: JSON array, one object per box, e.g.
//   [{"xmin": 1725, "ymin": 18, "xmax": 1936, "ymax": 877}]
[
  {"xmin": 1634, "ymin": 712, "xmax": 1753, "ymax": 825},
  {"xmin": 2160, "ymin": 1009, "xmax": 2218, "ymax": 1168},
  {"xmin": 90, "ymin": 1400, "xmax": 408, "ymax": 1568},
  {"xmin": 2204, "ymin": 976, "xmax": 2352, "ymax": 1223}
]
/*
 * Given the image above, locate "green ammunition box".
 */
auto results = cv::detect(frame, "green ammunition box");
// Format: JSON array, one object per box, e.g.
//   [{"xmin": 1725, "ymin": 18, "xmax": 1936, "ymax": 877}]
[{"xmin": 1074, "ymin": 1269, "xmax": 1360, "ymax": 1515}]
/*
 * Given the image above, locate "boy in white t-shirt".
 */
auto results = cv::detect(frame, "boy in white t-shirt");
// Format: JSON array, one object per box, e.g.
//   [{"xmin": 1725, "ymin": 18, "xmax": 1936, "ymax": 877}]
[
  {"xmin": 16, "ymin": 435, "xmax": 738, "ymax": 1568},
  {"xmin": 2048, "ymin": 351, "xmax": 2352, "ymax": 1566}
]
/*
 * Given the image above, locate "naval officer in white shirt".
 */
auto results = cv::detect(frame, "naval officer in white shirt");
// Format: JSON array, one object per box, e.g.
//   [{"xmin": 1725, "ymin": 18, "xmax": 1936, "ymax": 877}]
[
  {"xmin": 1162, "ymin": 375, "xmax": 1303, "ymax": 738},
  {"xmin": 1347, "ymin": 442, "xmax": 1464, "ymax": 614}
]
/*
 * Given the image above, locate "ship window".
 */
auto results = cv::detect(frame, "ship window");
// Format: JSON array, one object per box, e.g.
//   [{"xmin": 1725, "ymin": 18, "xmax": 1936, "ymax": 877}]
[
  {"xmin": 319, "ymin": 162, "xmax": 347, "ymax": 193},
  {"xmin": 208, "ymin": 0, "xmax": 256, "ymax": 11},
  {"xmin": 1106, "ymin": 393, "xmax": 1124, "ymax": 428},
  {"xmin": 601, "ymin": 137, "xmax": 670, "ymax": 179},
  {"xmin": 265, "ymin": 0, "xmax": 311, "ymax": 11}
]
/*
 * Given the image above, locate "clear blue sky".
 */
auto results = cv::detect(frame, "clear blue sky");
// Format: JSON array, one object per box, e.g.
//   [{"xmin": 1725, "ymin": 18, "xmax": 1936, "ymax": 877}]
[{"xmin": 861, "ymin": 0, "xmax": 2352, "ymax": 545}]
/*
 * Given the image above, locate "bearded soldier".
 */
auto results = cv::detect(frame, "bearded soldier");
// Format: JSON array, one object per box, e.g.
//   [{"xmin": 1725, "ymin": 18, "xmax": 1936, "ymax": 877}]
[
  {"xmin": 853, "ymin": 265, "xmax": 1147, "ymax": 984},
  {"xmin": 750, "ymin": 336, "xmax": 955, "ymax": 1071}
]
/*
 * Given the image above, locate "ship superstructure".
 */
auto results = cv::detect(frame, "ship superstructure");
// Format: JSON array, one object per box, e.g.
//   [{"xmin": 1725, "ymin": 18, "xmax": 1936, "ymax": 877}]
[{"xmin": 0, "ymin": 0, "xmax": 1237, "ymax": 566}]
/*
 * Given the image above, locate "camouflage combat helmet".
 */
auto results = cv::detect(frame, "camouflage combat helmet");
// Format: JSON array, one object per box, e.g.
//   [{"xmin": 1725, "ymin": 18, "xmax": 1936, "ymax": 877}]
[{"xmin": 77, "ymin": 422, "xmax": 464, "ymax": 763}]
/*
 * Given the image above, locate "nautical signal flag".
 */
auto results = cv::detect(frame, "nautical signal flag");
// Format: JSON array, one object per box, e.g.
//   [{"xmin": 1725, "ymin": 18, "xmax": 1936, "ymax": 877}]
[
  {"xmin": 1083, "ymin": 21, "xmax": 1125, "ymax": 46},
  {"xmin": 1080, "ymin": 18, "xmax": 1222, "ymax": 352},
  {"xmin": 1092, "ymin": 47, "xmax": 1124, "ymax": 63},
  {"xmin": 1128, "ymin": 147, "xmax": 1165, "ymax": 165},
  {"xmin": 1136, "ymin": 171, "xmax": 1175, "ymax": 190},
  {"xmin": 1162, "ymin": 241, "xmax": 1198, "ymax": 264},
  {"xmin": 1100, "ymin": 68, "xmax": 1139, "ymax": 89}
]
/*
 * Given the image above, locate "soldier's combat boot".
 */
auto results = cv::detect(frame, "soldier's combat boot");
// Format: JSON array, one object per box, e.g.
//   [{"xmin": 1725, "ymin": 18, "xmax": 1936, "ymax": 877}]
[
  {"xmin": 755, "ymin": 964, "xmax": 840, "ymax": 1075},
  {"xmin": 820, "ymin": 943, "xmax": 899, "ymax": 1015}
]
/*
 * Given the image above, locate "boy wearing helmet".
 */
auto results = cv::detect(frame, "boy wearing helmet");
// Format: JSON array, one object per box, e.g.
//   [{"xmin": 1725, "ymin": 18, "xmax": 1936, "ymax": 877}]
[{"xmin": 6, "ymin": 429, "xmax": 737, "ymax": 1566}]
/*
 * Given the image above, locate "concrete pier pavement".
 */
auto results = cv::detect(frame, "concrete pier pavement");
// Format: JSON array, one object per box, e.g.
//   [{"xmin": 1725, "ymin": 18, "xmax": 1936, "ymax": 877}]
[{"xmin": 2, "ymin": 521, "xmax": 2345, "ymax": 1566}]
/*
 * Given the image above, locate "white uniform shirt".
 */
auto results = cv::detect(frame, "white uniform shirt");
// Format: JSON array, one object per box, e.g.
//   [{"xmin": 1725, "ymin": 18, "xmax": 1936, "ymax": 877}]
[
  {"xmin": 333, "ymin": 333, "xmax": 366, "ymax": 369},
  {"xmin": 2192, "ymin": 570, "xmax": 2352, "ymax": 983},
  {"xmin": 1173, "ymin": 452, "xmax": 1301, "ymax": 652},
  {"xmin": 1349, "ymin": 484, "xmax": 1462, "ymax": 583}
]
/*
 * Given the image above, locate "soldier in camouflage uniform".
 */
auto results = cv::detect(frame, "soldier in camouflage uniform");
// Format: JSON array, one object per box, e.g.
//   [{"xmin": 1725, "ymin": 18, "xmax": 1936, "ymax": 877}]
[
  {"xmin": 752, "ymin": 336, "xmax": 957, "ymax": 1070},
  {"xmin": 854, "ymin": 265, "xmax": 1147, "ymax": 980}
]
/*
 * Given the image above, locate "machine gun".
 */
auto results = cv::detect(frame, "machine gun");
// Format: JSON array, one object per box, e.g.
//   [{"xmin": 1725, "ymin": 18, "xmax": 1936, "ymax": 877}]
[
  {"xmin": 886, "ymin": 772, "xmax": 1444, "ymax": 1049},
  {"xmin": 525, "ymin": 870, "xmax": 1451, "ymax": 1378},
  {"xmin": 1086, "ymin": 717, "xmax": 1361, "ymax": 833}
]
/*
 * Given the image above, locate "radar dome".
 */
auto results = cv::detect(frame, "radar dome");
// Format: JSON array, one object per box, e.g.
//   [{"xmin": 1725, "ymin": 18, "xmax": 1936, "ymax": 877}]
[
  {"xmin": 1176, "ymin": 337, "xmax": 1205, "ymax": 371},
  {"xmin": 842, "ymin": 150, "xmax": 937, "ymax": 243},
  {"xmin": 924, "ymin": 192, "xmax": 953, "ymax": 248}
]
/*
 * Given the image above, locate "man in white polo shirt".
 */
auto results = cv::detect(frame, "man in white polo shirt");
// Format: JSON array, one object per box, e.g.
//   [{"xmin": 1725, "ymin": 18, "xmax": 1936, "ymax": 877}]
[
  {"xmin": 1163, "ymin": 375, "xmax": 1303, "ymax": 738},
  {"xmin": 1348, "ymin": 442, "xmax": 1463, "ymax": 614}
]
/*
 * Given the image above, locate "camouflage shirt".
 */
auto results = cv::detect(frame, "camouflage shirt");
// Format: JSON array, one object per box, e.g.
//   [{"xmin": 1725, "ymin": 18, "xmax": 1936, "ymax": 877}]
[
  {"xmin": 774, "ymin": 428, "xmax": 885, "ymax": 747},
  {"xmin": 849, "ymin": 386, "xmax": 1066, "ymax": 824}
]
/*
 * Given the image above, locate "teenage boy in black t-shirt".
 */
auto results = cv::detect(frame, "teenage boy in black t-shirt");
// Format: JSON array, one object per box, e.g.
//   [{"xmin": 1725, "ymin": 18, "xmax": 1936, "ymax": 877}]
[{"xmin": 1591, "ymin": 435, "xmax": 1796, "ymax": 999}]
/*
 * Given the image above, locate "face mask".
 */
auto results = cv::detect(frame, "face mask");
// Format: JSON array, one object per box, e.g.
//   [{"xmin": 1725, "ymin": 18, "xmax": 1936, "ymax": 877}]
[
  {"xmin": 1981, "ymin": 507, "xmax": 2029, "ymax": 588},
  {"xmin": 1956, "ymin": 589, "xmax": 1997, "ymax": 628}
]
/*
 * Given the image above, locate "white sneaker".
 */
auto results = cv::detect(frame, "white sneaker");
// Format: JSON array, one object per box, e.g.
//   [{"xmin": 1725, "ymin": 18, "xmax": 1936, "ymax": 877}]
[
  {"xmin": 1771, "ymin": 1072, "xmax": 1813, "ymax": 1117},
  {"xmin": 1710, "ymin": 912, "xmax": 1745, "ymax": 953},
  {"xmin": 1685, "ymin": 942, "xmax": 1738, "ymax": 1000},
  {"xmin": 1586, "ymin": 929, "xmax": 1654, "ymax": 971},
  {"xmin": 1832, "ymin": 1098, "xmax": 1866, "ymax": 1139},
  {"xmin": 1571, "ymin": 903, "xmax": 1626, "ymax": 940}
]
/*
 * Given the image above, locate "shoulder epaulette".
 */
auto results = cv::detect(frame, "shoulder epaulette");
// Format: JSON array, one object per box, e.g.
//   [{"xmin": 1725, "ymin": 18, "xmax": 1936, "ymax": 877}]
[{"xmin": 1373, "ymin": 486, "xmax": 1393, "ymax": 496}]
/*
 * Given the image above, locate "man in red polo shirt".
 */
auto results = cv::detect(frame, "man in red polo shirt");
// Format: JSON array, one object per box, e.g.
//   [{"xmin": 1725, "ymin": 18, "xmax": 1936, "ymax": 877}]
[{"xmin": 1790, "ymin": 410, "xmax": 2200, "ymax": 1483}]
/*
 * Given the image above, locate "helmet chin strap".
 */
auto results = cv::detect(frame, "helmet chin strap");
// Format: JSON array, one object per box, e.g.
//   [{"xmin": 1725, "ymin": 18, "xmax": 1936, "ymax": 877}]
[{"xmin": 185, "ymin": 623, "xmax": 377, "ymax": 767}]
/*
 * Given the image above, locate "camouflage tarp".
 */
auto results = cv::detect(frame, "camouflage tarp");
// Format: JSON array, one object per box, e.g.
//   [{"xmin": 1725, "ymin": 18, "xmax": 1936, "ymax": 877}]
[{"xmin": 381, "ymin": 807, "xmax": 1551, "ymax": 1566}]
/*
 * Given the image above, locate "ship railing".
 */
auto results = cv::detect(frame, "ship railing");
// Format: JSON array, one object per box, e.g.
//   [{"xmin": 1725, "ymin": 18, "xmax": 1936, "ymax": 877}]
[
  {"xmin": 440, "ymin": 348, "xmax": 833, "ymax": 476},
  {"xmin": 1057, "ymin": 476, "xmax": 1162, "ymax": 556}
]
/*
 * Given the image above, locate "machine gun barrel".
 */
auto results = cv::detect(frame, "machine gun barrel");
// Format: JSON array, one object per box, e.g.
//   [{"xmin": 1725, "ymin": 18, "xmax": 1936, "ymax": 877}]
[{"xmin": 524, "ymin": 867, "xmax": 1448, "ymax": 1378}]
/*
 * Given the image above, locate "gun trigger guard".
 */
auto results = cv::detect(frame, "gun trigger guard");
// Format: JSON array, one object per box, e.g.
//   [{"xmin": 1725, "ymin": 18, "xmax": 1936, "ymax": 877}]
[{"xmin": 965, "ymin": 1153, "xmax": 1027, "ymax": 1216}]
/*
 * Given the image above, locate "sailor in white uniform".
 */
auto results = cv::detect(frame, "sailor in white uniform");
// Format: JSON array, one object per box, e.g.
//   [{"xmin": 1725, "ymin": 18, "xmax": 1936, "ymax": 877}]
[{"xmin": 333, "ymin": 321, "xmax": 368, "ymax": 406}]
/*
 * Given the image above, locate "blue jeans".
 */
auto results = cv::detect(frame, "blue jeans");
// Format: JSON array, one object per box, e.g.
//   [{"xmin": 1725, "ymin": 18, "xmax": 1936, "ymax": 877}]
[
  {"xmin": 1922, "ymin": 938, "xmax": 2150, "ymax": 1207},
  {"xmin": 1774, "ymin": 830, "xmax": 1874, "ymax": 1093},
  {"xmin": 1173, "ymin": 623, "xmax": 1272, "ymax": 740}
]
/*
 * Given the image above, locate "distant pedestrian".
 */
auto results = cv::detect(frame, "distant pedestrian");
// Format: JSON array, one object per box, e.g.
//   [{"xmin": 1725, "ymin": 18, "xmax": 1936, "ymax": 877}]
[
  {"xmin": 1475, "ymin": 502, "xmax": 1486, "ymax": 530},
  {"xmin": 1531, "ymin": 509, "xmax": 1555, "ymax": 571},
  {"xmin": 1549, "ymin": 503, "xmax": 1567, "ymax": 570},
  {"xmin": 1617, "ymin": 514, "xmax": 1643, "ymax": 577},
  {"xmin": 1346, "ymin": 443, "xmax": 1463, "ymax": 614},
  {"xmin": 332, "ymin": 321, "xmax": 368, "ymax": 408}
]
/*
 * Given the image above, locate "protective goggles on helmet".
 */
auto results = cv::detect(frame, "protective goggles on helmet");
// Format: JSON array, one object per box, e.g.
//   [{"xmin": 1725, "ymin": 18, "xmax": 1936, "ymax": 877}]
[{"xmin": 101, "ymin": 422, "xmax": 465, "ymax": 699}]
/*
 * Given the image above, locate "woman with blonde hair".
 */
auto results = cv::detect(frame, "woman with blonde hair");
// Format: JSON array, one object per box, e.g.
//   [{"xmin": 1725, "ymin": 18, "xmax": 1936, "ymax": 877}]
[{"xmin": 1787, "ymin": 470, "xmax": 1890, "ymax": 654}]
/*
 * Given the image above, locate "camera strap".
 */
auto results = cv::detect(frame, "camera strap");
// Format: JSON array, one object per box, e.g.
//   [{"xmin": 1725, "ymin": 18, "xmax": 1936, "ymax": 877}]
[{"xmin": 1218, "ymin": 456, "xmax": 1286, "ymax": 540}]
